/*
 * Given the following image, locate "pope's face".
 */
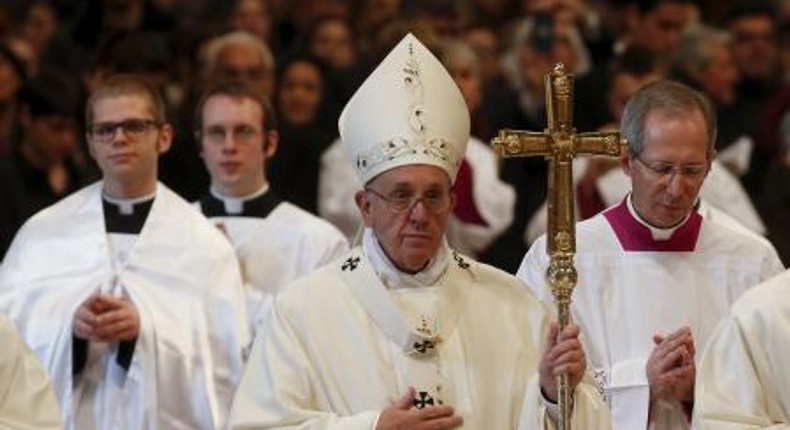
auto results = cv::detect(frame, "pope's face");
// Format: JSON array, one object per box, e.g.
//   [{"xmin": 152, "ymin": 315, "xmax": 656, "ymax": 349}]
[
  {"xmin": 622, "ymin": 109, "xmax": 711, "ymax": 228},
  {"xmin": 356, "ymin": 165, "xmax": 455, "ymax": 273}
]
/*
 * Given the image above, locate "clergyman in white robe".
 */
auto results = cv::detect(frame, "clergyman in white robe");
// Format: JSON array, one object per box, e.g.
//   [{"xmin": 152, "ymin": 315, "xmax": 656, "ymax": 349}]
[
  {"xmin": 0, "ymin": 182, "xmax": 250, "ymax": 430},
  {"xmin": 517, "ymin": 195, "xmax": 784, "ymax": 430},
  {"xmin": 197, "ymin": 184, "xmax": 348, "ymax": 331},
  {"xmin": 229, "ymin": 229, "xmax": 611, "ymax": 429},
  {"xmin": 693, "ymin": 269, "xmax": 790, "ymax": 430},
  {"xmin": 0, "ymin": 314, "xmax": 62, "ymax": 430}
]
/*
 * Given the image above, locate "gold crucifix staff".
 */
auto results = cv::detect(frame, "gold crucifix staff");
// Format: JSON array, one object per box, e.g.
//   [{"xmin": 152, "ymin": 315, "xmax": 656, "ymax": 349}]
[{"xmin": 491, "ymin": 63, "xmax": 624, "ymax": 430}]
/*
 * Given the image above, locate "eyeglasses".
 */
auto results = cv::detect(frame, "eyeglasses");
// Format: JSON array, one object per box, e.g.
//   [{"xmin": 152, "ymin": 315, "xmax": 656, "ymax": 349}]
[
  {"xmin": 89, "ymin": 119, "xmax": 161, "ymax": 144},
  {"xmin": 365, "ymin": 187, "xmax": 452, "ymax": 214},
  {"xmin": 200, "ymin": 124, "xmax": 262, "ymax": 145},
  {"xmin": 633, "ymin": 153, "xmax": 709, "ymax": 181}
]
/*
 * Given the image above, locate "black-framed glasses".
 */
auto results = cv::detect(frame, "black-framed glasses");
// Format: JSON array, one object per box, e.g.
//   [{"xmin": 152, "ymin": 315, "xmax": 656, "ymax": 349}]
[
  {"xmin": 365, "ymin": 187, "xmax": 452, "ymax": 214},
  {"xmin": 632, "ymin": 153, "xmax": 708, "ymax": 181},
  {"xmin": 89, "ymin": 119, "xmax": 162, "ymax": 144}
]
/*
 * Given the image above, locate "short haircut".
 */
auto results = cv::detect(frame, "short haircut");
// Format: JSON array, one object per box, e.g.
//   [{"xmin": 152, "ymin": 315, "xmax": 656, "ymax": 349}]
[
  {"xmin": 440, "ymin": 40, "xmax": 480, "ymax": 77},
  {"xmin": 723, "ymin": 2, "xmax": 776, "ymax": 27},
  {"xmin": 609, "ymin": 45, "xmax": 660, "ymax": 80},
  {"xmin": 85, "ymin": 74, "xmax": 166, "ymax": 127},
  {"xmin": 21, "ymin": 67, "xmax": 79, "ymax": 119},
  {"xmin": 203, "ymin": 31, "xmax": 275, "ymax": 76},
  {"xmin": 613, "ymin": 0, "xmax": 693, "ymax": 14},
  {"xmin": 669, "ymin": 25, "xmax": 730, "ymax": 79},
  {"xmin": 194, "ymin": 80, "xmax": 277, "ymax": 137},
  {"xmin": 620, "ymin": 79, "xmax": 716, "ymax": 156}
]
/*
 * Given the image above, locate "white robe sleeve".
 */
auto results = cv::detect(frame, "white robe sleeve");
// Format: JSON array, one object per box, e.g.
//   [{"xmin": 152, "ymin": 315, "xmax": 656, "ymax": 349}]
[
  {"xmin": 694, "ymin": 314, "xmax": 790, "ymax": 429},
  {"xmin": 229, "ymin": 302, "xmax": 380, "ymax": 430},
  {"xmin": 0, "ymin": 315, "xmax": 62, "ymax": 430}
]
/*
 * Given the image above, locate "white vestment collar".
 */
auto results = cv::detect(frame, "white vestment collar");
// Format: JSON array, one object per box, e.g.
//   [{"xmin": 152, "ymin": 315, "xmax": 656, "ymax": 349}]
[
  {"xmin": 210, "ymin": 184, "xmax": 270, "ymax": 215},
  {"xmin": 336, "ymin": 242, "xmax": 475, "ymax": 408},
  {"xmin": 361, "ymin": 228, "xmax": 449, "ymax": 289},
  {"xmin": 102, "ymin": 190, "xmax": 156, "ymax": 215},
  {"xmin": 626, "ymin": 194, "xmax": 692, "ymax": 241}
]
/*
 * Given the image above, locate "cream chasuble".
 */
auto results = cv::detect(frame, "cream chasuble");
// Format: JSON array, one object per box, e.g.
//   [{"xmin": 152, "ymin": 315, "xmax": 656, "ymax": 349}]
[
  {"xmin": 229, "ymin": 230, "xmax": 611, "ymax": 429},
  {"xmin": 694, "ymin": 269, "xmax": 790, "ymax": 430},
  {"xmin": 0, "ymin": 314, "xmax": 62, "ymax": 430}
]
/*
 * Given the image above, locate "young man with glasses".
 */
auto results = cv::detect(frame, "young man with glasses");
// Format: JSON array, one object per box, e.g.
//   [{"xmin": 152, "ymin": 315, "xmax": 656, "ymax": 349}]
[
  {"xmin": 194, "ymin": 81, "xmax": 347, "ymax": 335},
  {"xmin": 517, "ymin": 80, "xmax": 784, "ymax": 430},
  {"xmin": 0, "ymin": 74, "xmax": 250, "ymax": 430},
  {"xmin": 229, "ymin": 33, "xmax": 611, "ymax": 430}
]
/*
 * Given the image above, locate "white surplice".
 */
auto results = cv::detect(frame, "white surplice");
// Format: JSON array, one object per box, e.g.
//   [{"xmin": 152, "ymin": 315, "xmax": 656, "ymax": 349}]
[
  {"xmin": 318, "ymin": 137, "xmax": 515, "ymax": 255},
  {"xmin": 0, "ymin": 314, "xmax": 62, "ymax": 430},
  {"xmin": 197, "ymin": 188, "xmax": 348, "ymax": 332},
  {"xmin": 693, "ymin": 269, "xmax": 790, "ymax": 430},
  {"xmin": 0, "ymin": 182, "xmax": 250, "ymax": 430},
  {"xmin": 517, "ymin": 196, "xmax": 784, "ymax": 430},
  {"xmin": 229, "ymin": 229, "xmax": 611, "ymax": 430}
]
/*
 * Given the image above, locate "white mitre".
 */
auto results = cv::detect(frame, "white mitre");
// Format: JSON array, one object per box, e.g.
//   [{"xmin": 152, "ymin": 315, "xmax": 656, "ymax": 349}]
[{"xmin": 339, "ymin": 33, "xmax": 470, "ymax": 185}]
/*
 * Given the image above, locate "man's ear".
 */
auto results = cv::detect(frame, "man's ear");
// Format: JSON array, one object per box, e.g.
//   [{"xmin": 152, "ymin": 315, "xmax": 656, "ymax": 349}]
[
  {"xmin": 157, "ymin": 123, "xmax": 174, "ymax": 155},
  {"xmin": 620, "ymin": 152, "xmax": 632, "ymax": 177},
  {"xmin": 86, "ymin": 135, "xmax": 97, "ymax": 161},
  {"xmin": 263, "ymin": 130, "xmax": 279, "ymax": 160},
  {"xmin": 354, "ymin": 189, "xmax": 374, "ymax": 227}
]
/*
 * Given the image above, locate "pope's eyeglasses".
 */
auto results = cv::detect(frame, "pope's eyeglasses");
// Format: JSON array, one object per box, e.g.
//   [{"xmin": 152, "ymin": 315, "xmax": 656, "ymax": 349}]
[{"xmin": 365, "ymin": 187, "xmax": 452, "ymax": 214}]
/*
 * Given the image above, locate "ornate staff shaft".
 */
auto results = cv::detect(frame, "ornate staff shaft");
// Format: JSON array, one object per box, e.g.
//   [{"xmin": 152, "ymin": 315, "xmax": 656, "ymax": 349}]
[{"xmin": 492, "ymin": 64, "xmax": 623, "ymax": 430}]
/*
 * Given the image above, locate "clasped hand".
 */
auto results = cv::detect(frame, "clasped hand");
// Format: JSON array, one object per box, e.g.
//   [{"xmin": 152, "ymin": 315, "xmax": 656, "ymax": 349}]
[
  {"xmin": 73, "ymin": 294, "xmax": 140, "ymax": 343},
  {"xmin": 646, "ymin": 326, "xmax": 695, "ymax": 402}
]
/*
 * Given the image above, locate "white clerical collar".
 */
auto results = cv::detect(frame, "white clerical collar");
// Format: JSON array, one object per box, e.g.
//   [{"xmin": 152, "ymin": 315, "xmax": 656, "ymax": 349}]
[
  {"xmin": 210, "ymin": 183, "xmax": 270, "ymax": 215},
  {"xmin": 103, "ymin": 190, "xmax": 156, "ymax": 215},
  {"xmin": 626, "ymin": 194, "xmax": 693, "ymax": 241},
  {"xmin": 362, "ymin": 228, "xmax": 449, "ymax": 289}
]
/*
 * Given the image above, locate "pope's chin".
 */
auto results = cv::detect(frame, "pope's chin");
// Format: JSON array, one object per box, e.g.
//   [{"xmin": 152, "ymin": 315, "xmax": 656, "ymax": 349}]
[{"xmin": 399, "ymin": 240, "xmax": 439, "ymax": 270}]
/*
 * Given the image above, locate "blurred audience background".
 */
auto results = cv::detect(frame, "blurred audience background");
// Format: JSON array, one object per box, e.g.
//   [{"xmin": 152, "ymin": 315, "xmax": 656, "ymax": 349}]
[{"xmin": 1, "ymin": 0, "xmax": 789, "ymax": 269}]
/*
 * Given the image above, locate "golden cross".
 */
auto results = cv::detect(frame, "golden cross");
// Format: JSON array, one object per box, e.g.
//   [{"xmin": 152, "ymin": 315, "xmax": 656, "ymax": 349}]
[{"xmin": 491, "ymin": 63, "xmax": 624, "ymax": 429}]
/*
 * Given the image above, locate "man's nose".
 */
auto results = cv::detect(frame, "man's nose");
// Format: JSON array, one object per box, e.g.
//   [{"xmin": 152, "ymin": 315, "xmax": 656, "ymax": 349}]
[
  {"xmin": 408, "ymin": 198, "xmax": 430, "ymax": 222},
  {"xmin": 221, "ymin": 134, "xmax": 239, "ymax": 152}
]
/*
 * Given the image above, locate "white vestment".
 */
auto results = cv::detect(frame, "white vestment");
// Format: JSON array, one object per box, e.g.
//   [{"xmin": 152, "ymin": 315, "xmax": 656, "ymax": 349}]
[
  {"xmin": 229, "ymin": 230, "xmax": 611, "ymax": 429},
  {"xmin": 693, "ymin": 269, "xmax": 790, "ymax": 430},
  {"xmin": 525, "ymin": 158, "xmax": 766, "ymax": 244},
  {"xmin": 197, "ymin": 189, "xmax": 348, "ymax": 332},
  {"xmin": 0, "ymin": 314, "xmax": 62, "ymax": 430},
  {"xmin": 318, "ymin": 137, "xmax": 515, "ymax": 255},
  {"xmin": 517, "ymin": 197, "xmax": 784, "ymax": 430},
  {"xmin": 0, "ymin": 182, "xmax": 250, "ymax": 430}
]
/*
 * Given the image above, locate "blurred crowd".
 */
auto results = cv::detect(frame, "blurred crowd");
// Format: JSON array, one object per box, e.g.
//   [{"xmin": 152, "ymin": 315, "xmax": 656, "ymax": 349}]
[{"xmin": 1, "ymin": 0, "xmax": 790, "ymax": 271}]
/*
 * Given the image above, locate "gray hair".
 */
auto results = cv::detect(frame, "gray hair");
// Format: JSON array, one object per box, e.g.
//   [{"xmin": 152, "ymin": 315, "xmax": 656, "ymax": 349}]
[
  {"xmin": 620, "ymin": 80, "xmax": 717, "ymax": 156},
  {"xmin": 669, "ymin": 24, "xmax": 731, "ymax": 79},
  {"xmin": 203, "ymin": 31, "xmax": 275, "ymax": 76},
  {"xmin": 440, "ymin": 40, "xmax": 480, "ymax": 77}
]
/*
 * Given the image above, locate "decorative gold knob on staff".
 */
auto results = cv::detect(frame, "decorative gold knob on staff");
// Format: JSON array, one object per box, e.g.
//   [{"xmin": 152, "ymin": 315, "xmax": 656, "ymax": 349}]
[{"xmin": 491, "ymin": 63, "xmax": 624, "ymax": 430}]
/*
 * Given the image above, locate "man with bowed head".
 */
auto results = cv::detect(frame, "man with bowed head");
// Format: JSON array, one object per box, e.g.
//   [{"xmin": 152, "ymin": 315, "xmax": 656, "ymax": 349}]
[
  {"xmin": 517, "ymin": 80, "xmax": 783, "ymax": 430},
  {"xmin": 229, "ymin": 33, "xmax": 611, "ymax": 429}
]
